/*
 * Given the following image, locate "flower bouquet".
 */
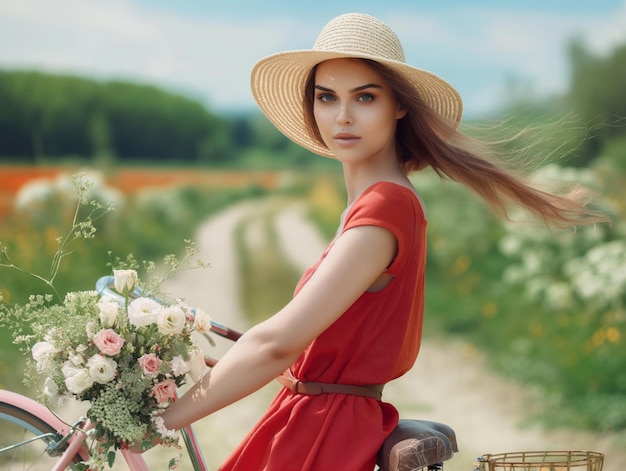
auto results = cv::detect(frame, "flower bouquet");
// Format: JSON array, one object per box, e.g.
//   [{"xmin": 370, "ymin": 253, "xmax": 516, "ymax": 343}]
[
  {"xmin": 31, "ymin": 269, "xmax": 212, "ymax": 469},
  {"xmin": 0, "ymin": 173, "xmax": 212, "ymax": 470}
]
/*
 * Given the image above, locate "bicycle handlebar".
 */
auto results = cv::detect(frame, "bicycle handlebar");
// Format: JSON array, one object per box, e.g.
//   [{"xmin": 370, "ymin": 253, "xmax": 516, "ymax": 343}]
[{"xmin": 95, "ymin": 275, "xmax": 243, "ymax": 342}]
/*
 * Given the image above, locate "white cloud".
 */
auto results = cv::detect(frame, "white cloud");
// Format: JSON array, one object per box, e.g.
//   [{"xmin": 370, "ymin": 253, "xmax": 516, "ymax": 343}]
[
  {"xmin": 0, "ymin": 0, "xmax": 317, "ymax": 109},
  {"xmin": 389, "ymin": 3, "xmax": 626, "ymax": 114},
  {"xmin": 0, "ymin": 0, "xmax": 624, "ymax": 114}
]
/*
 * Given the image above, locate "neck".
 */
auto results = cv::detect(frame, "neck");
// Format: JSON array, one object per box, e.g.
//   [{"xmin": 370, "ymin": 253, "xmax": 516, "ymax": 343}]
[{"xmin": 342, "ymin": 159, "xmax": 408, "ymax": 205}]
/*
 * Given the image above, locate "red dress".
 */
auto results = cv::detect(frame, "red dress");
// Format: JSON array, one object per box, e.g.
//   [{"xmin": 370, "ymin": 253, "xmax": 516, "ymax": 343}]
[{"xmin": 219, "ymin": 182, "xmax": 427, "ymax": 471}]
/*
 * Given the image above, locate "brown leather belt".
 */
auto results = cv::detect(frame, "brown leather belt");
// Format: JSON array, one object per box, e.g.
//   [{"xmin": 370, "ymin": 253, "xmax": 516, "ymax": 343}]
[{"xmin": 277, "ymin": 369, "xmax": 384, "ymax": 400}]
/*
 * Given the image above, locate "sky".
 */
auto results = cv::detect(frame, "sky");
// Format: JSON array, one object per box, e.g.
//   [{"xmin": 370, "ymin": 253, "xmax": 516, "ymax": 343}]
[{"xmin": 0, "ymin": 0, "xmax": 625, "ymax": 118}]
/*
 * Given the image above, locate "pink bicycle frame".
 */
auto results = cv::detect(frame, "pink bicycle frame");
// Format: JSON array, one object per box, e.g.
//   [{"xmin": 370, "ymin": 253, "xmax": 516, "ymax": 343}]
[{"xmin": 1, "ymin": 388, "xmax": 208, "ymax": 471}]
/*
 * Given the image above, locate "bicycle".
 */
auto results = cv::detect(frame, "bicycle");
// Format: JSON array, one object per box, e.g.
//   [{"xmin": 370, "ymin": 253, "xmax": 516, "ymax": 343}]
[
  {"xmin": 0, "ymin": 369, "xmax": 456, "ymax": 471},
  {"xmin": 0, "ymin": 274, "xmax": 486, "ymax": 470},
  {"xmin": 2, "ymin": 273, "xmax": 608, "ymax": 471}
]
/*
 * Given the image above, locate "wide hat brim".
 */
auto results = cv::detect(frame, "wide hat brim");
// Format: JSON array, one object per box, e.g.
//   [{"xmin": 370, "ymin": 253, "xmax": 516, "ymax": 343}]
[{"xmin": 250, "ymin": 16, "xmax": 463, "ymax": 159}]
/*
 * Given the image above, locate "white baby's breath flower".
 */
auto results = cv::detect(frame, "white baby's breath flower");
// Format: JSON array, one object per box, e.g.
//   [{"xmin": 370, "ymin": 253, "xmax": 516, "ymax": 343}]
[
  {"xmin": 188, "ymin": 347, "xmax": 207, "ymax": 383},
  {"xmin": 157, "ymin": 305, "xmax": 186, "ymax": 335},
  {"xmin": 193, "ymin": 307, "xmax": 212, "ymax": 333},
  {"xmin": 170, "ymin": 355, "xmax": 190, "ymax": 377},
  {"xmin": 44, "ymin": 328, "xmax": 59, "ymax": 342},
  {"xmin": 97, "ymin": 295, "xmax": 119, "ymax": 327},
  {"xmin": 62, "ymin": 364, "xmax": 94, "ymax": 395},
  {"xmin": 128, "ymin": 297, "xmax": 163, "ymax": 327},
  {"xmin": 545, "ymin": 282, "xmax": 574, "ymax": 310},
  {"xmin": 113, "ymin": 269, "xmax": 139, "ymax": 294},
  {"xmin": 32, "ymin": 341, "xmax": 57, "ymax": 372},
  {"xmin": 87, "ymin": 354, "xmax": 118, "ymax": 384},
  {"xmin": 152, "ymin": 415, "xmax": 178, "ymax": 440}
]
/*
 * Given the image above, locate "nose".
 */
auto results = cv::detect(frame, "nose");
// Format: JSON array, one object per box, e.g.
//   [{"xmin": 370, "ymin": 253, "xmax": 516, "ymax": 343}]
[{"xmin": 336, "ymin": 103, "xmax": 353, "ymax": 125}]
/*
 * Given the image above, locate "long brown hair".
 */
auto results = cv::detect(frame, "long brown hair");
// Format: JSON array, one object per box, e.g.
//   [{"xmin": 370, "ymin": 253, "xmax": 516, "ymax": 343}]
[{"xmin": 303, "ymin": 59, "xmax": 609, "ymax": 229}]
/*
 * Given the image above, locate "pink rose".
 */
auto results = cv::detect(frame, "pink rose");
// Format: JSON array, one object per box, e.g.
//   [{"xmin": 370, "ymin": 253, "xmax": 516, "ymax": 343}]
[
  {"xmin": 138, "ymin": 353, "xmax": 163, "ymax": 378},
  {"xmin": 92, "ymin": 329, "xmax": 125, "ymax": 356},
  {"xmin": 151, "ymin": 379, "xmax": 177, "ymax": 403}
]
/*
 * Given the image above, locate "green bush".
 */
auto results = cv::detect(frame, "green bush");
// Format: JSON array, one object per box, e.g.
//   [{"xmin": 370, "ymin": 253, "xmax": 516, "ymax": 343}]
[{"xmin": 415, "ymin": 162, "xmax": 626, "ymax": 431}]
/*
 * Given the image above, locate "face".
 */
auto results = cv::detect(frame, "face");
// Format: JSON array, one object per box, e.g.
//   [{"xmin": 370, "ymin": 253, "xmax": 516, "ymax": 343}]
[{"xmin": 312, "ymin": 58, "xmax": 406, "ymax": 164}]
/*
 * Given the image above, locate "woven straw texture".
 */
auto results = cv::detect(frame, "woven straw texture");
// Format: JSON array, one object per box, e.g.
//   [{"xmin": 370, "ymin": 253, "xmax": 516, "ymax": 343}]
[
  {"xmin": 478, "ymin": 450, "xmax": 604, "ymax": 471},
  {"xmin": 250, "ymin": 12, "xmax": 463, "ymax": 158}
]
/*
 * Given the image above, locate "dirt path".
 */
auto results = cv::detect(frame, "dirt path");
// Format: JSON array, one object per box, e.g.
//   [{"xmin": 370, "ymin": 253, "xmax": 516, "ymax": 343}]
[{"xmin": 145, "ymin": 197, "xmax": 624, "ymax": 470}]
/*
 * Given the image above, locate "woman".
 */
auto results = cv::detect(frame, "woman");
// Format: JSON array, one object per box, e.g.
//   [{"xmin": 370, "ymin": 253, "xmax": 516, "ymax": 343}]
[{"xmin": 158, "ymin": 13, "xmax": 605, "ymax": 470}]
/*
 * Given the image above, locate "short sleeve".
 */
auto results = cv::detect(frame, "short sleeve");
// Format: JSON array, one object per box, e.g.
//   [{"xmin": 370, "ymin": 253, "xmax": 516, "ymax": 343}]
[{"xmin": 342, "ymin": 182, "xmax": 425, "ymax": 275}]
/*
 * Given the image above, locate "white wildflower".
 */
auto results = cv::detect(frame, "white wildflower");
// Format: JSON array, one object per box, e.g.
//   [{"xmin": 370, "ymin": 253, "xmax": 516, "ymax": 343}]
[
  {"xmin": 170, "ymin": 355, "xmax": 190, "ymax": 377},
  {"xmin": 128, "ymin": 297, "xmax": 163, "ymax": 327},
  {"xmin": 193, "ymin": 307, "xmax": 212, "ymax": 333},
  {"xmin": 97, "ymin": 295, "xmax": 119, "ymax": 327},
  {"xmin": 188, "ymin": 347, "xmax": 206, "ymax": 383},
  {"xmin": 68, "ymin": 352, "xmax": 85, "ymax": 366},
  {"xmin": 43, "ymin": 377, "xmax": 67, "ymax": 407},
  {"xmin": 157, "ymin": 305, "xmax": 186, "ymax": 335},
  {"xmin": 87, "ymin": 354, "xmax": 118, "ymax": 384},
  {"xmin": 113, "ymin": 269, "xmax": 139, "ymax": 294},
  {"xmin": 152, "ymin": 415, "xmax": 178, "ymax": 440},
  {"xmin": 62, "ymin": 364, "xmax": 94, "ymax": 395},
  {"xmin": 32, "ymin": 341, "xmax": 57, "ymax": 373}
]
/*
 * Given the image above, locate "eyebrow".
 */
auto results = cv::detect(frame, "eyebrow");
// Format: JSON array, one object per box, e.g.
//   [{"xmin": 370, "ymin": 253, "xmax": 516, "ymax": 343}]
[{"xmin": 315, "ymin": 83, "xmax": 383, "ymax": 93}]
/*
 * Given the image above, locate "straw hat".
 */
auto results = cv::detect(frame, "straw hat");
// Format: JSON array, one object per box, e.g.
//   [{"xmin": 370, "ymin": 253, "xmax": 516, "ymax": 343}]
[{"xmin": 250, "ymin": 12, "xmax": 463, "ymax": 158}]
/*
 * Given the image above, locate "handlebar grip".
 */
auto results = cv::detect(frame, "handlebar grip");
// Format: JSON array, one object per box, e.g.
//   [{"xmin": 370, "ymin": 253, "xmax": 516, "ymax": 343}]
[{"xmin": 209, "ymin": 320, "xmax": 243, "ymax": 341}]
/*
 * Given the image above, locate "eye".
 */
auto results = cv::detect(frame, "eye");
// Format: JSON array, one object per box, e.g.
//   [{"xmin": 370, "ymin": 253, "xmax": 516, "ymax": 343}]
[
  {"xmin": 357, "ymin": 93, "xmax": 374, "ymax": 102},
  {"xmin": 316, "ymin": 93, "xmax": 335, "ymax": 103}
]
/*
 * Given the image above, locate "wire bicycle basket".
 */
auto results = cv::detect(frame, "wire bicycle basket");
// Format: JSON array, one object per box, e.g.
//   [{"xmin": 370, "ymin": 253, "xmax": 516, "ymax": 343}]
[{"xmin": 475, "ymin": 450, "xmax": 604, "ymax": 471}]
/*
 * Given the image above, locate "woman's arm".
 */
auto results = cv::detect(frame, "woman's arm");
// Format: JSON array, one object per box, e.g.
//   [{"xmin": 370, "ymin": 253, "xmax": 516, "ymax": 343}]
[{"xmin": 159, "ymin": 224, "xmax": 397, "ymax": 430}]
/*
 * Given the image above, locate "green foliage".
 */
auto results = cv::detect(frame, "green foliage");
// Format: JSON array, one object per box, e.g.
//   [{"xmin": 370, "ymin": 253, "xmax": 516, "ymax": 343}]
[
  {"xmin": 0, "ymin": 70, "xmax": 227, "ymax": 163},
  {"xmin": 0, "ymin": 70, "xmax": 340, "ymax": 170},
  {"xmin": 417, "ymin": 160, "xmax": 626, "ymax": 431},
  {"xmin": 567, "ymin": 39, "xmax": 626, "ymax": 165}
]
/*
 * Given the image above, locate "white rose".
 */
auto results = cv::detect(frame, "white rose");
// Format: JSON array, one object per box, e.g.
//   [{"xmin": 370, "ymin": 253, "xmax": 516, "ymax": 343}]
[
  {"xmin": 188, "ymin": 347, "xmax": 207, "ymax": 383},
  {"xmin": 113, "ymin": 269, "xmax": 139, "ymax": 294},
  {"xmin": 32, "ymin": 341, "xmax": 57, "ymax": 372},
  {"xmin": 193, "ymin": 307, "xmax": 212, "ymax": 333},
  {"xmin": 157, "ymin": 305, "xmax": 186, "ymax": 335},
  {"xmin": 128, "ymin": 297, "xmax": 163, "ymax": 327},
  {"xmin": 62, "ymin": 364, "xmax": 94, "ymax": 395},
  {"xmin": 97, "ymin": 296, "xmax": 119, "ymax": 327},
  {"xmin": 43, "ymin": 376, "xmax": 58, "ymax": 397},
  {"xmin": 43, "ymin": 377, "xmax": 67, "ymax": 407},
  {"xmin": 170, "ymin": 355, "xmax": 190, "ymax": 377},
  {"xmin": 87, "ymin": 354, "xmax": 117, "ymax": 384}
]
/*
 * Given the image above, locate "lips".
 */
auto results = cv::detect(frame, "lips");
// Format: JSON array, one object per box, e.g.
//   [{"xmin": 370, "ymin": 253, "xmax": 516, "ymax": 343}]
[{"xmin": 333, "ymin": 132, "xmax": 360, "ymax": 145}]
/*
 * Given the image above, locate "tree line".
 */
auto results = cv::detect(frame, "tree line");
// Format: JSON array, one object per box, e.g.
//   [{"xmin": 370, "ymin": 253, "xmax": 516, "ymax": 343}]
[
  {"xmin": 0, "ymin": 37, "xmax": 624, "ymax": 168},
  {"xmin": 0, "ymin": 70, "xmax": 318, "ymax": 168}
]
